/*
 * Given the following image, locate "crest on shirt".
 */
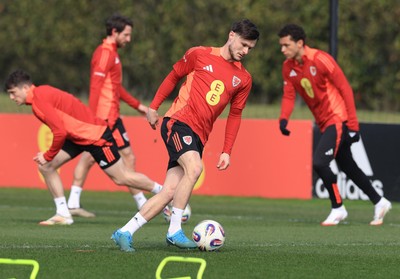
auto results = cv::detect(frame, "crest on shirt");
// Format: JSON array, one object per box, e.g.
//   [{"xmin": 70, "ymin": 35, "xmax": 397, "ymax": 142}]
[
  {"xmin": 115, "ymin": 57, "xmax": 120, "ymax": 64},
  {"xmin": 232, "ymin": 76, "xmax": 241, "ymax": 87},
  {"xmin": 310, "ymin": 66, "xmax": 317, "ymax": 76},
  {"xmin": 183, "ymin": 136, "xmax": 192, "ymax": 145}
]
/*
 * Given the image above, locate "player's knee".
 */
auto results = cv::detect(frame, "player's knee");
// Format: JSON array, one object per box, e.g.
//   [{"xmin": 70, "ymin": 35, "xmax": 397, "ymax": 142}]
[
  {"xmin": 313, "ymin": 159, "xmax": 330, "ymax": 175},
  {"xmin": 87, "ymin": 157, "xmax": 96, "ymax": 166},
  {"xmin": 38, "ymin": 164, "xmax": 56, "ymax": 175},
  {"xmin": 162, "ymin": 185, "xmax": 176, "ymax": 201},
  {"xmin": 121, "ymin": 153, "xmax": 136, "ymax": 170},
  {"xmin": 110, "ymin": 175, "xmax": 126, "ymax": 186},
  {"xmin": 187, "ymin": 161, "xmax": 203, "ymax": 182}
]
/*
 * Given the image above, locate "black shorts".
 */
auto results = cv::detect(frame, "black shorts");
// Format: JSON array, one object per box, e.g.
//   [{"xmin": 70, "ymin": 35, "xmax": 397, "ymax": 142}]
[
  {"xmin": 109, "ymin": 117, "xmax": 130, "ymax": 150},
  {"xmin": 161, "ymin": 117, "xmax": 204, "ymax": 170},
  {"xmin": 62, "ymin": 128, "xmax": 121, "ymax": 169}
]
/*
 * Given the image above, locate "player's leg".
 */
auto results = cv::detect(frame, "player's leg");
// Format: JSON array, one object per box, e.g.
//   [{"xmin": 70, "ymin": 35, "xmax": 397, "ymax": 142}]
[
  {"xmin": 165, "ymin": 150, "xmax": 202, "ymax": 249},
  {"xmin": 67, "ymin": 151, "xmax": 96, "ymax": 217},
  {"xmin": 313, "ymin": 124, "xmax": 348, "ymax": 226},
  {"xmin": 158, "ymin": 118, "xmax": 202, "ymax": 248},
  {"xmin": 113, "ymin": 118, "xmax": 151, "ymax": 209},
  {"xmin": 88, "ymin": 127, "xmax": 161, "ymax": 192},
  {"xmin": 38, "ymin": 149, "xmax": 74, "ymax": 225},
  {"xmin": 110, "ymin": 118, "xmax": 201, "ymax": 251},
  {"xmin": 336, "ymin": 128, "xmax": 391, "ymax": 225},
  {"xmin": 119, "ymin": 146, "xmax": 148, "ymax": 210},
  {"xmin": 103, "ymin": 158, "xmax": 161, "ymax": 192},
  {"xmin": 111, "ymin": 167, "xmax": 182, "ymax": 252}
]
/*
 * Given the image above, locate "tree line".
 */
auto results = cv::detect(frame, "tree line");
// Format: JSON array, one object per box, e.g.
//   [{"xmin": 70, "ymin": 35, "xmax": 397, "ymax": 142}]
[{"xmin": 0, "ymin": 0, "xmax": 399, "ymax": 111}]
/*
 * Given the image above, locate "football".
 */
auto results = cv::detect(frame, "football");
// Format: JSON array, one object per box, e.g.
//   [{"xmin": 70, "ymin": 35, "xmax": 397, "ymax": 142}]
[
  {"xmin": 192, "ymin": 220, "xmax": 225, "ymax": 251},
  {"xmin": 162, "ymin": 203, "xmax": 191, "ymax": 224}
]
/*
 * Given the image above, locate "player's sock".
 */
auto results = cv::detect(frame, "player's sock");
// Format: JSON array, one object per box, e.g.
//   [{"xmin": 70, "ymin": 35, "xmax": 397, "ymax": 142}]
[
  {"xmin": 55, "ymin": 197, "xmax": 71, "ymax": 217},
  {"xmin": 120, "ymin": 213, "xmax": 147, "ymax": 235},
  {"xmin": 151, "ymin": 182, "xmax": 163, "ymax": 194},
  {"xmin": 67, "ymin": 185, "xmax": 82, "ymax": 208},
  {"xmin": 168, "ymin": 207, "xmax": 183, "ymax": 235},
  {"xmin": 133, "ymin": 192, "xmax": 147, "ymax": 210}
]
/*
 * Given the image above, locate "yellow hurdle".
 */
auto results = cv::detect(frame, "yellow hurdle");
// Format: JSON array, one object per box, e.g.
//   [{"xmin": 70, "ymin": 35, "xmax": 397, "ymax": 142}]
[
  {"xmin": 155, "ymin": 256, "xmax": 207, "ymax": 279},
  {"xmin": 0, "ymin": 258, "xmax": 40, "ymax": 279}
]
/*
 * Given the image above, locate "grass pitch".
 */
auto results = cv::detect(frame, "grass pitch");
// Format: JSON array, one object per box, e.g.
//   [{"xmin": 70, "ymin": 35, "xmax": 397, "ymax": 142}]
[{"xmin": 1, "ymin": 187, "xmax": 399, "ymax": 279}]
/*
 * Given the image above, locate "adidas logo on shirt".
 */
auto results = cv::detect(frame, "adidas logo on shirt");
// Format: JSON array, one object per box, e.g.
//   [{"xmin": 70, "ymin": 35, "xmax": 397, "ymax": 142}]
[
  {"xmin": 289, "ymin": 70, "xmax": 297, "ymax": 77},
  {"xmin": 325, "ymin": 149, "xmax": 334, "ymax": 156},
  {"xmin": 203, "ymin": 65, "xmax": 213, "ymax": 72}
]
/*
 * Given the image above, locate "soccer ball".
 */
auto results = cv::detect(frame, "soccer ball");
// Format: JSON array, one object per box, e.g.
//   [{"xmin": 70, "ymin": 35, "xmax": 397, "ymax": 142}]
[
  {"xmin": 162, "ymin": 203, "xmax": 191, "ymax": 224},
  {"xmin": 192, "ymin": 220, "xmax": 225, "ymax": 251}
]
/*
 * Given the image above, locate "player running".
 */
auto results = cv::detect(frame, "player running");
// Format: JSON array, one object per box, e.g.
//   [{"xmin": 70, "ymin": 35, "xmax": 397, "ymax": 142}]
[{"xmin": 277, "ymin": 24, "xmax": 391, "ymax": 226}]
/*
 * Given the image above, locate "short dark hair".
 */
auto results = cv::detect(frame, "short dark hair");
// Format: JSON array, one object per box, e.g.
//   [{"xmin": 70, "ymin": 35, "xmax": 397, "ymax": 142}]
[
  {"xmin": 231, "ymin": 19, "xmax": 260, "ymax": 41},
  {"xmin": 278, "ymin": 24, "xmax": 306, "ymax": 45},
  {"xmin": 105, "ymin": 13, "xmax": 133, "ymax": 36},
  {"xmin": 4, "ymin": 69, "xmax": 32, "ymax": 91}
]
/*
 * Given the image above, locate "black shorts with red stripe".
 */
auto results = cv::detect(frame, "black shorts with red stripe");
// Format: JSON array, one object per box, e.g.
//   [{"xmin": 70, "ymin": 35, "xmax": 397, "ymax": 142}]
[
  {"xmin": 109, "ymin": 117, "xmax": 130, "ymax": 150},
  {"xmin": 62, "ymin": 127, "xmax": 121, "ymax": 169},
  {"xmin": 161, "ymin": 117, "xmax": 204, "ymax": 170}
]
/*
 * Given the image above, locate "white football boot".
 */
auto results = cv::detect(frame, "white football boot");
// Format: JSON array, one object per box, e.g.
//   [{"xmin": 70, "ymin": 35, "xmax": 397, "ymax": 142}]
[
  {"xmin": 321, "ymin": 205, "xmax": 348, "ymax": 226},
  {"xmin": 370, "ymin": 197, "xmax": 392, "ymax": 226}
]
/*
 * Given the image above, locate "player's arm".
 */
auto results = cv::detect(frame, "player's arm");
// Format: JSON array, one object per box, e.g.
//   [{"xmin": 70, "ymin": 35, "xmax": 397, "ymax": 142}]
[
  {"xmin": 120, "ymin": 86, "xmax": 147, "ymax": 115},
  {"xmin": 148, "ymin": 48, "xmax": 197, "ymax": 129},
  {"xmin": 219, "ymin": 77, "xmax": 251, "ymax": 169},
  {"xmin": 322, "ymin": 55, "xmax": 359, "ymax": 131},
  {"xmin": 149, "ymin": 47, "xmax": 198, "ymax": 111},
  {"xmin": 32, "ymin": 101, "xmax": 67, "ymax": 162},
  {"xmin": 147, "ymin": 69, "xmax": 181, "ymax": 129},
  {"xmin": 279, "ymin": 66, "xmax": 296, "ymax": 136}
]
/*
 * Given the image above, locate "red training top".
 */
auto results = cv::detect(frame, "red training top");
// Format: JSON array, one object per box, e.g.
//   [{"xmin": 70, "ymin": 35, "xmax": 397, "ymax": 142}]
[
  {"xmin": 26, "ymin": 85, "xmax": 107, "ymax": 161},
  {"xmin": 280, "ymin": 46, "xmax": 359, "ymax": 132},
  {"xmin": 89, "ymin": 39, "xmax": 140, "ymax": 128},
  {"xmin": 150, "ymin": 46, "xmax": 252, "ymax": 155}
]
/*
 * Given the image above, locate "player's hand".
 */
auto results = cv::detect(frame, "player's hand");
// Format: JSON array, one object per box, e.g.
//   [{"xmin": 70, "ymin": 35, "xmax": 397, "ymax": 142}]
[
  {"xmin": 217, "ymin": 152, "xmax": 230, "ymax": 170},
  {"xmin": 137, "ymin": 104, "xmax": 148, "ymax": 116},
  {"xmin": 348, "ymin": 130, "xmax": 360, "ymax": 144},
  {"xmin": 279, "ymin": 119, "xmax": 291, "ymax": 136},
  {"xmin": 147, "ymin": 108, "xmax": 159, "ymax": 130},
  {"xmin": 33, "ymin": 152, "xmax": 48, "ymax": 166}
]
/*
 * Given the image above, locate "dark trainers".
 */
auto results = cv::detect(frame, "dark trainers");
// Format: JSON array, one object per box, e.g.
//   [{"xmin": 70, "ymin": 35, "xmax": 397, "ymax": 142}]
[
  {"xmin": 111, "ymin": 229, "xmax": 135, "ymax": 252},
  {"xmin": 166, "ymin": 229, "xmax": 197, "ymax": 249}
]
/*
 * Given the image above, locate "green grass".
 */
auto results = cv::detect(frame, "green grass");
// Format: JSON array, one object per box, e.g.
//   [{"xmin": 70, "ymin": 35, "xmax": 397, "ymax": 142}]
[
  {"xmin": 2, "ymin": 93, "xmax": 400, "ymax": 123},
  {"xmin": 1, "ymin": 188, "xmax": 399, "ymax": 279}
]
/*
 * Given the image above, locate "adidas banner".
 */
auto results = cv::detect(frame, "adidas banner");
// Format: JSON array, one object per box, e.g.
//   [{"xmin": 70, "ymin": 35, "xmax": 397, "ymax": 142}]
[{"xmin": 312, "ymin": 123, "xmax": 400, "ymax": 202}]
